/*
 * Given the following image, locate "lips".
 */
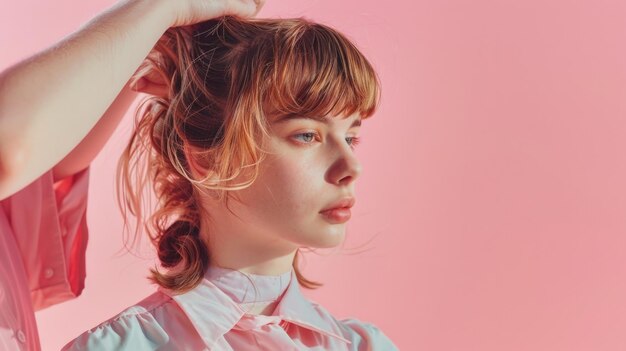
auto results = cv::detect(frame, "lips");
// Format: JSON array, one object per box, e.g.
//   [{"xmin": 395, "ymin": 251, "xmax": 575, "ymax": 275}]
[
  {"xmin": 320, "ymin": 197, "xmax": 355, "ymax": 213},
  {"xmin": 320, "ymin": 207, "xmax": 352, "ymax": 223}
]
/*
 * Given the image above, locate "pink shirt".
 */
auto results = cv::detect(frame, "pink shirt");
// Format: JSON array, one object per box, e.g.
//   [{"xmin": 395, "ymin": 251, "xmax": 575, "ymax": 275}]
[
  {"xmin": 63, "ymin": 265, "xmax": 398, "ymax": 350},
  {"xmin": 0, "ymin": 168, "xmax": 90, "ymax": 351}
]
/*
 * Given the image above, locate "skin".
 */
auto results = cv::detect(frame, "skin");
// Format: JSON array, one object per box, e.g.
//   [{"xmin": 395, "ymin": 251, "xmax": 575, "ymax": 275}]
[
  {"xmin": 0, "ymin": 0, "xmax": 264, "ymax": 199},
  {"xmin": 199, "ymin": 112, "xmax": 363, "ymax": 277},
  {"xmin": 2, "ymin": 0, "xmax": 365, "ymax": 317},
  {"xmin": 196, "ymin": 112, "xmax": 363, "ymax": 315}
]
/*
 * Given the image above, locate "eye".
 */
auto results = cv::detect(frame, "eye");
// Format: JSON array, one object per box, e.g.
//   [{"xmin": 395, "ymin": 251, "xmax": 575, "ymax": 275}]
[
  {"xmin": 291, "ymin": 133, "xmax": 361, "ymax": 149},
  {"xmin": 346, "ymin": 136, "xmax": 361, "ymax": 149},
  {"xmin": 292, "ymin": 132, "xmax": 318, "ymax": 144}
]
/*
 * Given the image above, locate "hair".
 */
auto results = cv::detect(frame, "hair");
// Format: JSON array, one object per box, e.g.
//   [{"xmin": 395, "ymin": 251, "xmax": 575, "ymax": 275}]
[{"xmin": 116, "ymin": 16, "xmax": 380, "ymax": 294}]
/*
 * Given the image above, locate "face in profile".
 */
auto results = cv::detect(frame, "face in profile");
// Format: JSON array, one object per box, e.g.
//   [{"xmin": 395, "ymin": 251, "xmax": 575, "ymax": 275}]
[
  {"xmin": 181, "ymin": 18, "xmax": 377, "ymax": 262},
  {"xmin": 201, "ymin": 112, "xmax": 363, "ymax": 254}
]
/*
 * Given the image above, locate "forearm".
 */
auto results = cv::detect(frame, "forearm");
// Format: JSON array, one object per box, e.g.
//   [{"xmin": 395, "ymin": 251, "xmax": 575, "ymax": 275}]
[
  {"xmin": 52, "ymin": 82, "xmax": 138, "ymax": 182},
  {"xmin": 0, "ymin": 0, "xmax": 172, "ymax": 199}
]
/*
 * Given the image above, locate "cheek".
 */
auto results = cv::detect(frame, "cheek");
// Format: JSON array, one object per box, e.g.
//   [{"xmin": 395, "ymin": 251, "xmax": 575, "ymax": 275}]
[{"xmin": 256, "ymin": 154, "xmax": 321, "ymax": 214}]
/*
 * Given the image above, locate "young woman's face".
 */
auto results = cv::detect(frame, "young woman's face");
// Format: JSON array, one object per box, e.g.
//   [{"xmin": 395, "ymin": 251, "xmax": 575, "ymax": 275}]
[{"xmin": 208, "ymin": 112, "xmax": 363, "ymax": 253}]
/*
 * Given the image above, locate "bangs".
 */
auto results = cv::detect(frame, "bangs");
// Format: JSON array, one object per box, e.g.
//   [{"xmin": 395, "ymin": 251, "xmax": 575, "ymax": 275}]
[{"xmin": 262, "ymin": 20, "xmax": 380, "ymax": 120}]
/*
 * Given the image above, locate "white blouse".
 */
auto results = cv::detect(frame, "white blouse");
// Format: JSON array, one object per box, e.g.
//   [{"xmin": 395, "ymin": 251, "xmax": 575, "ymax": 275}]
[{"xmin": 62, "ymin": 265, "xmax": 398, "ymax": 350}]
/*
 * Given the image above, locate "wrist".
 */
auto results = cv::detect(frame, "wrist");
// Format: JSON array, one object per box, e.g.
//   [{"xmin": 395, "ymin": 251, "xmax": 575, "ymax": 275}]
[{"xmin": 121, "ymin": 0, "xmax": 175, "ymax": 31}]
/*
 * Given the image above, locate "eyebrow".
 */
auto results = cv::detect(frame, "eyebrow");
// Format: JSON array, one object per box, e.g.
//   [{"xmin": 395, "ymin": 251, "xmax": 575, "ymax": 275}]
[{"xmin": 273, "ymin": 115, "xmax": 362, "ymax": 128}]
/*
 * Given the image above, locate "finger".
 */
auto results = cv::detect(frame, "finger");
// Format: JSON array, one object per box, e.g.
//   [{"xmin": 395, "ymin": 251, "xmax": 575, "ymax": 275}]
[
  {"xmin": 130, "ymin": 77, "xmax": 146, "ymax": 91},
  {"xmin": 249, "ymin": 0, "xmax": 265, "ymax": 16},
  {"xmin": 222, "ymin": 0, "xmax": 259, "ymax": 18},
  {"xmin": 252, "ymin": 1, "xmax": 264, "ymax": 17},
  {"xmin": 139, "ymin": 83, "xmax": 169, "ymax": 98}
]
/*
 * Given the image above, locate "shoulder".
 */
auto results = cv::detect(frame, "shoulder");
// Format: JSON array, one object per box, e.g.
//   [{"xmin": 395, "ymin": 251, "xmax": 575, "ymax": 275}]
[
  {"xmin": 308, "ymin": 301, "xmax": 399, "ymax": 350},
  {"xmin": 61, "ymin": 291, "xmax": 184, "ymax": 351},
  {"xmin": 338, "ymin": 317, "xmax": 399, "ymax": 350}
]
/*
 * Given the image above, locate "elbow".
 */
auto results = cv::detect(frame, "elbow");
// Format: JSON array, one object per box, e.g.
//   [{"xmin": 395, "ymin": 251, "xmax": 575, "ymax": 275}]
[
  {"xmin": 0, "ymin": 150, "xmax": 15, "ymax": 200},
  {"xmin": 0, "ymin": 74, "xmax": 33, "ymax": 199},
  {"xmin": 0, "ymin": 151, "xmax": 8, "ymax": 199},
  {"xmin": 0, "ymin": 133, "xmax": 28, "ymax": 200}
]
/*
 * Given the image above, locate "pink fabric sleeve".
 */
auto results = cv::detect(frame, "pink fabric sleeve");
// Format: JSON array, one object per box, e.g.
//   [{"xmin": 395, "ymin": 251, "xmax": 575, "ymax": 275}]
[
  {"xmin": 340, "ymin": 318, "xmax": 399, "ymax": 351},
  {"xmin": 3, "ymin": 167, "xmax": 90, "ymax": 311}
]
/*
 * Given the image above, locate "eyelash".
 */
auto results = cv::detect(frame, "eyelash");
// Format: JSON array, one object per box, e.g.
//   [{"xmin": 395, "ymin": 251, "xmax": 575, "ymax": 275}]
[{"xmin": 293, "ymin": 132, "xmax": 361, "ymax": 149}]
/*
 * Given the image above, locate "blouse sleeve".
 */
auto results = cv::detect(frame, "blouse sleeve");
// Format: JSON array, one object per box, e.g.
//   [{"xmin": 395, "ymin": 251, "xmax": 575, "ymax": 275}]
[
  {"xmin": 339, "ymin": 318, "xmax": 399, "ymax": 351},
  {"xmin": 61, "ymin": 310, "xmax": 169, "ymax": 351},
  {"xmin": 1, "ymin": 167, "xmax": 90, "ymax": 310}
]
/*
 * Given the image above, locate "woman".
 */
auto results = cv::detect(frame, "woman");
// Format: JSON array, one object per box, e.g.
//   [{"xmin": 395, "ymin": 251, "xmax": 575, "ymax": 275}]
[
  {"xmin": 63, "ymin": 15, "xmax": 397, "ymax": 350},
  {"xmin": 0, "ymin": 1, "xmax": 263, "ymax": 350}
]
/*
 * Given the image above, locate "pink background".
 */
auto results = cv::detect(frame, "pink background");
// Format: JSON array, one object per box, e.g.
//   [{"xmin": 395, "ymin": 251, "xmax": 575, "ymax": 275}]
[{"xmin": 3, "ymin": 0, "xmax": 626, "ymax": 350}]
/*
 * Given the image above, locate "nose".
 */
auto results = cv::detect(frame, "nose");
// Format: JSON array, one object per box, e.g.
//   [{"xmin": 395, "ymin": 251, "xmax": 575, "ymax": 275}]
[{"xmin": 326, "ymin": 140, "xmax": 363, "ymax": 186}]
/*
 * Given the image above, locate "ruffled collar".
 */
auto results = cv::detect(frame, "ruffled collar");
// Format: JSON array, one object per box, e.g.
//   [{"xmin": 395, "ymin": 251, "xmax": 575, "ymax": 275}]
[
  {"xmin": 160, "ymin": 265, "xmax": 352, "ymax": 347},
  {"xmin": 204, "ymin": 265, "xmax": 292, "ymax": 305}
]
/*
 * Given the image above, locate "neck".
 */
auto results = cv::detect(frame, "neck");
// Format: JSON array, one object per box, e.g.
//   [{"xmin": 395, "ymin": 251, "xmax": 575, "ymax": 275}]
[
  {"xmin": 209, "ymin": 250, "xmax": 297, "ymax": 276},
  {"xmin": 199, "ymin": 198, "xmax": 299, "ymax": 276},
  {"xmin": 203, "ymin": 222, "xmax": 298, "ymax": 276}
]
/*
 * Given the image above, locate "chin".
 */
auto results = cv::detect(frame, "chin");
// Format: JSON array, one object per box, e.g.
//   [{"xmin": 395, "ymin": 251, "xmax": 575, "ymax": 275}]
[{"xmin": 306, "ymin": 231, "xmax": 346, "ymax": 249}]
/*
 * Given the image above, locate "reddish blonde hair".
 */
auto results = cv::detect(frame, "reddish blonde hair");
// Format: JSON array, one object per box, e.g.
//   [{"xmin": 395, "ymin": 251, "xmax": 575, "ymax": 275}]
[{"xmin": 117, "ymin": 16, "xmax": 380, "ymax": 293}]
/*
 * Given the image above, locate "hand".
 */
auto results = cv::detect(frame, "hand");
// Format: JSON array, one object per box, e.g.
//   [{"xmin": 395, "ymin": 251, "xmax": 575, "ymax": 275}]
[
  {"xmin": 165, "ymin": 0, "xmax": 265, "ymax": 28},
  {"xmin": 129, "ymin": 66, "xmax": 168, "ymax": 97},
  {"xmin": 130, "ymin": 0, "xmax": 265, "ymax": 95}
]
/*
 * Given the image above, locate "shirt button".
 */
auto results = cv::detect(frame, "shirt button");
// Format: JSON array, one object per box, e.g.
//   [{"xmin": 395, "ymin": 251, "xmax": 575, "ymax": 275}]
[
  {"xmin": 44, "ymin": 268, "xmax": 54, "ymax": 279},
  {"xmin": 61, "ymin": 224, "xmax": 68, "ymax": 237},
  {"xmin": 16, "ymin": 330, "xmax": 26, "ymax": 343}
]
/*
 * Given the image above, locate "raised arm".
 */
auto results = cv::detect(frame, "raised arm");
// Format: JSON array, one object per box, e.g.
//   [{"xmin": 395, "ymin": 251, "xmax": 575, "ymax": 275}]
[
  {"xmin": 0, "ymin": 0, "xmax": 263, "ymax": 199},
  {"xmin": 51, "ymin": 81, "xmax": 138, "ymax": 183}
]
